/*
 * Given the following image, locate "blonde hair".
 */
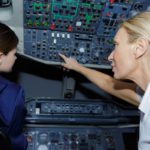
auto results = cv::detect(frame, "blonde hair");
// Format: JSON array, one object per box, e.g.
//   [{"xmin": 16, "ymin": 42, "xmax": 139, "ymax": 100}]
[{"xmin": 121, "ymin": 11, "xmax": 150, "ymax": 43}]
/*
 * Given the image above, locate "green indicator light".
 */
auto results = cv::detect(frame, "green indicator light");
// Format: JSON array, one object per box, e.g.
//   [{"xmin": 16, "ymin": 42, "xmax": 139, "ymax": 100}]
[
  {"xmin": 86, "ymin": 15, "xmax": 93, "ymax": 24},
  {"xmin": 27, "ymin": 20, "xmax": 33, "ymax": 25},
  {"xmin": 54, "ymin": 15, "xmax": 72, "ymax": 19},
  {"xmin": 94, "ymin": 4, "xmax": 102, "ymax": 10},
  {"xmin": 44, "ymin": 22, "xmax": 49, "ymax": 27},
  {"xmin": 81, "ymin": 3, "xmax": 91, "ymax": 7},
  {"xmin": 35, "ymin": 22, "xmax": 40, "ymax": 26},
  {"xmin": 67, "ymin": 0, "xmax": 74, "ymax": 3}
]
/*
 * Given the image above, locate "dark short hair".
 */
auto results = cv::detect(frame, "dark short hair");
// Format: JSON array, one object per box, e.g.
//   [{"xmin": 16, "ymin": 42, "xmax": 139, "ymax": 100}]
[{"xmin": 0, "ymin": 22, "xmax": 18, "ymax": 55}]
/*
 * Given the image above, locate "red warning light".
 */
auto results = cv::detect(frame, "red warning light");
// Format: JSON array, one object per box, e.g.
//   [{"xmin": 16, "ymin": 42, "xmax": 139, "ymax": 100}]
[
  {"xmin": 109, "ymin": 0, "xmax": 115, "ymax": 4},
  {"xmin": 68, "ymin": 25, "xmax": 73, "ymax": 32},
  {"xmin": 50, "ymin": 23, "xmax": 55, "ymax": 30}
]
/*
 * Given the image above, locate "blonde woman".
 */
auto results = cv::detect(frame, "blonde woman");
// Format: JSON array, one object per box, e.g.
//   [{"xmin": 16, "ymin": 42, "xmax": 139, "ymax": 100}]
[{"xmin": 59, "ymin": 11, "xmax": 150, "ymax": 149}]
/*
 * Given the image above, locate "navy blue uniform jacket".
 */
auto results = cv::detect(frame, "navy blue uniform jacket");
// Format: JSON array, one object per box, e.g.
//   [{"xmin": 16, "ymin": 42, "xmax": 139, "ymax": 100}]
[{"xmin": 0, "ymin": 76, "xmax": 27, "ymax": 150}]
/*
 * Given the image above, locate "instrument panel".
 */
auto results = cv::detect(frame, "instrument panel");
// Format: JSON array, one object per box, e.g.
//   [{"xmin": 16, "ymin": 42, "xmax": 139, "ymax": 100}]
[
  {"xmin": 25, "ymin": 124, "xmax": 139, "ymax": 150},
  {"xmin": 23, "ymin": 0, "xmax": 148, "ymax": 68}
]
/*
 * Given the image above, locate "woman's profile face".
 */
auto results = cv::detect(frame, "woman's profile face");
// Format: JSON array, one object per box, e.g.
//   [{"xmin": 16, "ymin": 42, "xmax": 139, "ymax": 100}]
[
  {"xmin": 0, "ymin": 48, "xmax": 17, "ymax": 72},
  {"xmin": 108, "ymin": 27, "xmax": 138, "ymax": 80}
]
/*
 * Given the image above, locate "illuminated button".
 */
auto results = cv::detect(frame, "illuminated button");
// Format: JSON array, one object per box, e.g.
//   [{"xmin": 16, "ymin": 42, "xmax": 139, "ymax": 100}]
[
  {"xmin": 76, "ymin": 21, "xmax": 82, "ymax": 27},
  {"xmin": 53, "ymin": 39, "xmax": 57, "ymax": 44},
  {"xmin": 36, "ymin": 108, "xmax": 40, "ymax": 114},
  {"xmin": 57, "ymin": 33, "xmax": 60, "ymax": 37},
  {"xmin": 62, "ymin": 34, "xmax": 65, "ymax": 38},
  {"xmin": 67, "ymin": 34, "xmax": 70, "ymax": 38},
  {"xmin": 79, "ymin": 47, "xmax": 85, "ymax": 53},
  {"xmin": 51, "ymin": 33, "xmax": 55, "ymax": 37},
  {"xmin": 38, "ymin": 145, "xmax": 48, "ymax": 150}
]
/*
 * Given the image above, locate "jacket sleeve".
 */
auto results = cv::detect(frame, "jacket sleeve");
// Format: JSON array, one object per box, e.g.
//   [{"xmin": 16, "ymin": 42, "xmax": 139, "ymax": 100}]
[
  {"xmin": 0, "ymin": 84, "xmax": 27, "ymax": 150},
  {"xmin": 10, "ymin": 86, "xmax": 27, "ymax": 150}
]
